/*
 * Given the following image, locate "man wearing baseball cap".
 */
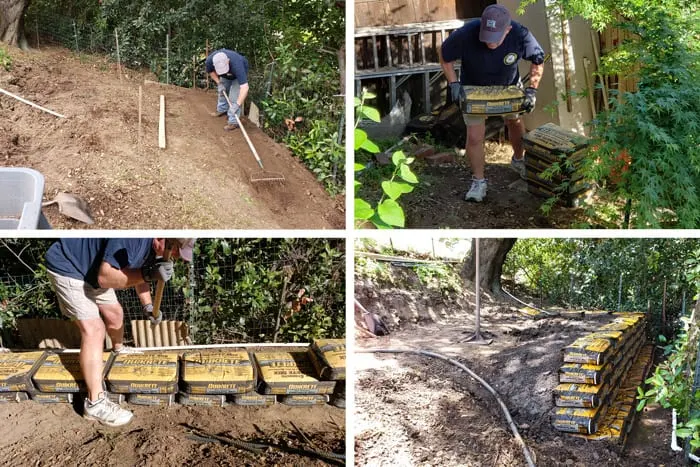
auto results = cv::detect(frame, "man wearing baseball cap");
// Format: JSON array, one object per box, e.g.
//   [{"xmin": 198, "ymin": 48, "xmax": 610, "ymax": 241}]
[
  {"xmin": 205, "ymin": 48, "xmax": 250, "ymax": 131},
  {"xmin": 45, "ymin": 238, "xmax": 195, "ymax": 427},
  {"xmin": 440, "ymin": 5, "xmax": 545, "ymax": 202}
]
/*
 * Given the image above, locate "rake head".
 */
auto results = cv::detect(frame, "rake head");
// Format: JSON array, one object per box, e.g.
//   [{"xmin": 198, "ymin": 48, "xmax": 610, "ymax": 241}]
[{"xmin": 250, "ymin": 170, "xmax": 286, "ymax": 185}]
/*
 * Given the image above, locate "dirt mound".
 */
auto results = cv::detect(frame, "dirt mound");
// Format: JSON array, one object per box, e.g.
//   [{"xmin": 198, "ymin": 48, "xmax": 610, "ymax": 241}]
[
  {"xmin": 0, "ymin": 399, "xmax": 344, "ymax": 466},
  {"xmin": 0, "ymin": 46, "xmax": 344, "ymax": 229}
]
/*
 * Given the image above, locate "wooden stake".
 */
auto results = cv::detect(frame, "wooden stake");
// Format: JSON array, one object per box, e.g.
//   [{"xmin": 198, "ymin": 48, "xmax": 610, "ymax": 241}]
[
  {"xmin": 0, "ymin": 87, "xmax": 66, "ymax": 118},
  {"xmin": 115, "ymin": 28, "xmax": 122, "ymax": 80},
  {"xmin": 205, "ymin": 40, "xmax": 210, "ymax": 90},
  {"xmin": 192, "ymin": 55, "xmax": 196, "ymax": 88},
  {"xmin": 159, "ymin": 95, "xmax": 166, "ymax": 149},
  {"xmin": 138, "ymin": 86, "xmax": 142, "ymax": 149}
]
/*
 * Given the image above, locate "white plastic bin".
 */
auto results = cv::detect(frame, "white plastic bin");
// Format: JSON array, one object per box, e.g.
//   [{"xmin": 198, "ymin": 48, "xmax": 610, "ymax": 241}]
[{"xmin": 0, "ymin": 168, "xmax": 45, "ymax": 229}]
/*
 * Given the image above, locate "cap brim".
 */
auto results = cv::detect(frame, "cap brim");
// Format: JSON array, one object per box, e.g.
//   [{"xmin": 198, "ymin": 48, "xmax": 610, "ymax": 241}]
[
  {"xmin": 479, "ymin": 29, "xmax": 505, "ymax": 44},
  {"xmin": 214, "ymin": 63, "xmax": 227, "ymax": 75}
]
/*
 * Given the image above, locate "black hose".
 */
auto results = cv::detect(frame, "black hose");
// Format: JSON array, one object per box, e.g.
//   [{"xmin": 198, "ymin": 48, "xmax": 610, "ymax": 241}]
[{"xmin": 357, "ymin": 348, "xmax": 536, "ymax": 467}]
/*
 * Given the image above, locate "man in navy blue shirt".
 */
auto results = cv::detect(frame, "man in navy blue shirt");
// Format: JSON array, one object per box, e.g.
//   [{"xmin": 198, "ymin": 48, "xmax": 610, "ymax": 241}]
[
  {"xmin": 45, "ymin": 238, "xmax": 194, "ymax": 427},
  {"xmin": 205, "ymin": 49, "xmax": 250, "ymax": 131},
  {"xmin": 440, "ymin": 5, "xmax": 545, "ymax": 202}
]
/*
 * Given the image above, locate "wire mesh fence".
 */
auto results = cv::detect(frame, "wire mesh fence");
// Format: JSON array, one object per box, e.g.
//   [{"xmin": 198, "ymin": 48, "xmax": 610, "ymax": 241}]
[{"xmin": 25, "ymin": 9, "xmax": 269, "ymax": 101}]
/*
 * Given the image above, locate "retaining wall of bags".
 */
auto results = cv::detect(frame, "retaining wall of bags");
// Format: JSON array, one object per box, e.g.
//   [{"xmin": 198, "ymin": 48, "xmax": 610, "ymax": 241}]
[
  {"xmin": 552, "ymin": 312, "xmax": 653, "ymax": 444},
  {"xmin": 0, "ymin": 339, "xmax": 346, "ymax": 409}
]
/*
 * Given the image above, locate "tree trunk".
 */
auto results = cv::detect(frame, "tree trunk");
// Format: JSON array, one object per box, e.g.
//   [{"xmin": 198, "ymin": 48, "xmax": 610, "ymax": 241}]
[
  {"xmin": 0, "ymin": 0, "xmax": 30, "ymax": 50},
  {"xmin": 461, "ymin": 238, "xmax": 517, "ymax": 296}
]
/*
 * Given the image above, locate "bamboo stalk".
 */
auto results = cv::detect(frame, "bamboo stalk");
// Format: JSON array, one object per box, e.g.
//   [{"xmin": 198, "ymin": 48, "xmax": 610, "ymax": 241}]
[
  {"xmin": 168, "ymin": 321, "xmax": 177, "ymax": 346},
  {"xmin": 53, "ymin": 342, "xmax": 309, "ymax": 353}
]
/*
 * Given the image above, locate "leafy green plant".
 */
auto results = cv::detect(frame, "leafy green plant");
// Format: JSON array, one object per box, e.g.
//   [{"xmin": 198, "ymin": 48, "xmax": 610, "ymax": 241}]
[
  {"xmin": 414, "ymin": 263, "xmax": 463, "ymax": 296},
  {"xmin": 284, "ymin": 118, "xmax": 343, "ymax": 194},
  {"xmin": 0, "ymin": 46, "xmax": 12, "ymax": 71},
  {"xmin": 355, "ymin": 91, "xmax": 419, "ymax": 228}
]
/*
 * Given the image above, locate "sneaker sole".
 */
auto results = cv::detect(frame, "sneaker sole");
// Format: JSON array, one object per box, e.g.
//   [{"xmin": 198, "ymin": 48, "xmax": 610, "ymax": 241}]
[
  {"xmin": 83, "ymin": 413, "xmax": 134, "ymax": 428},
  {"xmin": 465, "ymin": 196, "xmax": 485, "ymax": 202}
]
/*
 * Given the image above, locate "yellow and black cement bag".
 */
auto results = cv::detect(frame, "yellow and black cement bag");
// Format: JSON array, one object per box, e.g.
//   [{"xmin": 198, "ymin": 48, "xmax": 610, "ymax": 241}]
[
  {"xmin": 127, "ymin": 393, "xmax": 175, "ymax": 406},
  {"xmin": 552, "ymin": 405, "xmax": 605, "ymax": 434},
  {"xmin": 522, "ymin": 123, "xmax": 590, "ymax": 160},
  {"xmin": 309, "ymin": 339, "xmax": 346, "ymax": 380},
  {"xmin": 0, "ymin": 351, "xmax": 46, "ymax": 392},
  {"xmin": 32, "ymin": 352, "xmax": 112, "ymax": 393},
  {"xmin": 563, "ymin": 337, "xmax": 612, "ymax": 365},
  {"xmin": 279, "ymin": 394, "xmax": 329, "ymax": 406},
  {"xmin": 31, "ymin": 392, "xmax": 74, "ymax": 404},
  {"xmin": 553, "ymin": 382, "xmax": 608, "ymax": 408},
  {"xmin": 559, "ymin": 363, "xmax": 610, "ymax": 385},
  {"xmin": 0, "ymin": 391, "xmax": 29, "ymax": 403},
  {"xmin": 461, "ymin": 86, "xmax": 525, "ymax": 115},
  {"xmin": 107, "ymin": 353, "xmax": 178, "ymax": 394},
  {"xmin": 253, "ymin": 351, "xmax": 337, "ymax": 395},
  {"xmin": 178, "ymin": 392, "xmax": 226, "ymax": 407},
  {"xmin": 180, "ymin": 350, "xmax": 255, "ymax": 394},
  {"xmin": 230, "ymin": 392, "xmax": 277, "ymax": 406},
  {"xmin": 587, "ymin": 330, "xmax": 628, "ymax": 350}
]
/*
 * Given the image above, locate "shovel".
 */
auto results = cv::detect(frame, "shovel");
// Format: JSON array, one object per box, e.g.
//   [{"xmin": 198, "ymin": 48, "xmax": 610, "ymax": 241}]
[
  {"xmin": 42, "ymin": 192, "xmax": 94, "ymax": 224},
  {"xmin": 220, "ymin": 90, "xmax": 285, "ymax": 185}
]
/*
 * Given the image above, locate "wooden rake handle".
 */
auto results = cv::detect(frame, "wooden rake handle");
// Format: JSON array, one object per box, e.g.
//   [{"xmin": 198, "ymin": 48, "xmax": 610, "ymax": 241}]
[{"xmin": 220, "ymin": 89, "xmax": 265, "ymax": 169}]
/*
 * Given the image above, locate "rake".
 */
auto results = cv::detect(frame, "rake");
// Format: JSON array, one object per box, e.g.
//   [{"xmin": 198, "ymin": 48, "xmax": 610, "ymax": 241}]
[{"xmin": 221, "ymin": 90, "xmax": 286, "ymax": 185}]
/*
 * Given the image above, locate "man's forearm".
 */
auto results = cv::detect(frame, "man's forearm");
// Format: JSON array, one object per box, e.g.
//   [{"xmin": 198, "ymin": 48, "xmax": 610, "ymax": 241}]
[
  {"xmin": 529, "ymin": 63, "xmax": 544, "ymax": 89},
  {"xmin": 97, "ymin": 262, "xmax": 145, "ymax": 289},
  {"xmin": 439, "ymin": 50, "xmax": 459, "ymax": 83},
  {"xmin": 135, "ymin": 282, "xmax": 152, "ymax": 306},
  {"xmin": 237, "ymin": 84, "xmax": 249, "ymax": 107},
  {"xmin": 210, "ymin": 71, "xmax": 220, "ymax": 84}
]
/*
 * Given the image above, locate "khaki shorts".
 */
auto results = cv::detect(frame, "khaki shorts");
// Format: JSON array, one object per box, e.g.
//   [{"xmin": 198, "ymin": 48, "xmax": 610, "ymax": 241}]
[
  {"xmin": 46, "ymin": 269, "xmax": 118, "ymax": 321},
  {"xmin": 463, "ymin": 113, "xmax": 521, "ymax": 126}
]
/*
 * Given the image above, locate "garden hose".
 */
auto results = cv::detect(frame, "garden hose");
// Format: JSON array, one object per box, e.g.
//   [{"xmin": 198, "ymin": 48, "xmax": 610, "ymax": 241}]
[{"xmin": 357, "ymin": 348, "xmax": 536, "ymax": 467}]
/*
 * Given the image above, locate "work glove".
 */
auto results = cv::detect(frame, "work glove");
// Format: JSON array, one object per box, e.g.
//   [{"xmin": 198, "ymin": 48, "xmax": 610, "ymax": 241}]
[
  {"xmin": 141, "ymin": 260, "xmax": 174, "ymax": 283},
  {"xmin": 448, "ymin": 81, "xmax": 464, "ymax": 104},
  {"xmin": 142, "ymin": 303, "xmax": 162, "ymax": 326},
  {"xmin": 217, "ymin": 82, "xmax": 226, "ymax": 95},
  {"xmin": 522, "ymin": 87, "xmax": 537, "ymax": 113}
]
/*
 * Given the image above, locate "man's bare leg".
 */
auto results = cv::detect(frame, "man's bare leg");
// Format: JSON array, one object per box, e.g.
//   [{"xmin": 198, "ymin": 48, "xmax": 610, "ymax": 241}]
[
  {"xmin": 99, "ymin": 302, "xmax": 125, "ymax": 351},
  {"xmin": 466, "ymin": 123, "xmax": 487, "ymax": 178},
  {"xmin": 506, "ymin": 117, "xmax": 526, "ymax": 160},
  {"xmin": 76, "ymin": 318, "xmax": 106, "ymax": 401}
]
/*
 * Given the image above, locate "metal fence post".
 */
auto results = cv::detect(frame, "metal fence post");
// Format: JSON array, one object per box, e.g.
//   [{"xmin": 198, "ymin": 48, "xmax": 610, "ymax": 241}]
[
  {"xmin": 115, "ymin": 28, "xmax": 121, "ymax": 79},
  {"xmin": 72, "ymin": 20, "xmax": 79, "ymax": 53},
  {"xmin": 166, "ymin": 32, "xmax": 170, "ymax": 85}
]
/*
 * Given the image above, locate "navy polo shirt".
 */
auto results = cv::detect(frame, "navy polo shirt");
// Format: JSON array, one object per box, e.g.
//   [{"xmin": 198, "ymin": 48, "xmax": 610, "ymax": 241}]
[
  {"xmin": 46, "ymin": 239, "xmax": 153, "ymax": 289},
  {"xmin": 205, "ymin": 49, "xmax": 249, "ymax": 85},
  {"xmin": 441, "ymin": 19, "xmax": 545, "ymax": 86}
]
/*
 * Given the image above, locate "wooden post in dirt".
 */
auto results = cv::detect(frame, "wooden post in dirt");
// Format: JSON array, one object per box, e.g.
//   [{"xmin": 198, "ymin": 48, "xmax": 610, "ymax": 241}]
[
  {"xmin": 166, "ymin": 33, "xmax": 170, "ymax": 85},
  {"xmin": 159, "ymin": 95, "xmax": 166, "ymax": 149},
  {"xmin": 192, "ymin": 55, "xmax": 196, "ymax": 88},
  {"xmin": 115, "ymin": 28, "xmax": 122, "ymax": 80},
  {"xmin": 35, "ymin": 20, "xmax": 39, "ymax": 49},
  {"xmin": 462, "ymin": 238, "xmax": 492, "ymax": 345},
  {"xmin": 205, "ymin": 40, "xmax": 210, "ymax": 90},
  {"xmin": 138, "ymin": 86, "xmax": 143, "ymax": 150}
]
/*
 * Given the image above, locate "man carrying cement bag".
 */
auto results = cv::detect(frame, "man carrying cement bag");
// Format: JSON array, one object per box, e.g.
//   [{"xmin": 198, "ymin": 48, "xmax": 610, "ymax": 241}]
[
  {"xmin": 45, "ymin": 238, "xmax": 194, "ymax": 427},
  {"xmin": 206, "ymin": 49, "xmax": 250, "ymax": 131},
  {"xmin": 440, "ymin": 5, "xmax": 545, "ymax": 202}
]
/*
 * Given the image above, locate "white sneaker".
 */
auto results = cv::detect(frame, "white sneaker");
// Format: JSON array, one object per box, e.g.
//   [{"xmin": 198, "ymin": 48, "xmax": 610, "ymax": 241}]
[
  {"xmin": 510, "ymin": 156, "xmax": 526, "ymax": 179},
  {"xmin": 112, "ymin": 345, "xmax": 143, "ymax": 355},
  {"xmin": 465, "ymin": 178, "xmax": 488, "ymax": 202},
  {"xmin": 84, "ymin": 393, "xmax": 134, "ymax": 427}
]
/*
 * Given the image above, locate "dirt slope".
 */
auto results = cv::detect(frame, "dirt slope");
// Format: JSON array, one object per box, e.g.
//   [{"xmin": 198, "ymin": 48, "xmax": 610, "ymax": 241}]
[
  {"xmin": 0, "ymin": 400, "xmax": 344, "ymax": 466},
  {"xmin": 0, "ymin": 46, "xmax": 344, "ymax": 229},
  {"xmin": 355, "ymin": 283, "xmax": 683, "ymax": 466}
]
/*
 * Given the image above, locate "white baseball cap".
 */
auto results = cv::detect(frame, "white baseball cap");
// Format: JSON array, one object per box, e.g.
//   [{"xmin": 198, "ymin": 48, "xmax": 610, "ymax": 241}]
[{"xmin": 213, "ymin": 52, "xmax": 229, "ymax": 75}]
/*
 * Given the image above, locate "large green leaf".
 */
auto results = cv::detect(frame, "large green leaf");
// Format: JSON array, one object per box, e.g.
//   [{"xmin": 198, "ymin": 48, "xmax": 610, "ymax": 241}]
[
  {"xmin": 399, "ymin": 164, "xmax": 418, "ymax": 183},
  {"xmin": 354, "ymin": 129, "xmax": 367, "ymax": 150},
  {"xmin": 360, "ymin": 138, "xmax": 380, "ymax": 154},
  {"xmin": 354, "ymin": 163, "xmax": 366, "ymax": 171},
  {"xmin": 377, "ymin": 199, "xmax": 405, "ymax": 227},
  {"xmin": 381, "ymin": 181, "xmax": 414, "ymax": 200},
  {"xmin": 361, "ymin": 107, "xmax": 381, "ymax": 123},
  {"xmin": 392, "ymin": 150, "xmax": 407, "ymax": 166},
  {"xmin": 355, "ymin": 198, "xmax": 375, "ymax": 220}
]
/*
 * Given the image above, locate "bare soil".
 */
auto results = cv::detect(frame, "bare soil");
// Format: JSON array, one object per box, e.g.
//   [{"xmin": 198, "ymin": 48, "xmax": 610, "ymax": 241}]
[
  {"xmin": 0, "ymin": 399, "xmax": 345, "ymax": 466},
  {"xmin": 0, "ymin": 46, "xmax": 344, "ymax": 229},
  {"xmin": 354, "ymin": 276, "xmax": 683, "ymax": 467},
  {"xmin": 402, "ymin": 141, "xmax": 588, "ymax": 229}
]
